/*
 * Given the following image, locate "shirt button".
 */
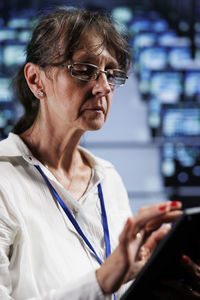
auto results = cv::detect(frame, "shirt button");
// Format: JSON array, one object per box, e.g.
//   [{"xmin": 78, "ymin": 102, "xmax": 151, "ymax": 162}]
[{"xmin": 73, "ymin": 208, "xmax": 78, "ymax": 215}]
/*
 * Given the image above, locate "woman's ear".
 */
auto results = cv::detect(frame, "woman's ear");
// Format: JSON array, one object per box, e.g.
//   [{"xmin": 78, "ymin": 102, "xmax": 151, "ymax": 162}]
[{"xmin": 24, "ymin": 63, "xmax": 45, "ymax": 99}]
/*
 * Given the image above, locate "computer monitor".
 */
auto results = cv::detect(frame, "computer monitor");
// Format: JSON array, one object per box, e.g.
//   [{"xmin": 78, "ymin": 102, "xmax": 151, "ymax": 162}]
[
  {"xmin": 157, "ymin": 31, "xmax": 177, "ymax": 46},
  {"xmin": 0, "ymin": 28, "xmax": 17, "ymax": 42},
  {"xmin": 161, "ymin": 142, "xmax": 200, "ymax": 187},
  {"xmin": 150, "ymin": 71, "xmax": 183, "ymax": 103},
  {"xmin": 111, "ymin": 6, "xmax": 133, "ymax": 25},
  {"xmin": 0, "ymin": 77, "xmax": 13, "ymax": 102},
  {"xmin": 17, "ymin": 29, "xmax": 31, "ymax": 42},
  {"xmin": 3, "ymin": 42, "xmax": 26, "ymax": 69},
  {"xmin": 184, "ymin": 71, "xmax": 200, "ymax": 99},
  {"xmin": 131, "ymin": 32, "xmax": 156, "ymax": 51},
  {"xmin": 129, "ymin": 18, "xmax": 152, "ymax": 34},
  {"xmin": 160, "ymin": 104, "xmax": 200, "ymax": 138},
  {"xmin": 137, "ymin": 47, "xmax": 168, "ymax": 70},
  {"xmin": 168, "ymin": 47, "xmax": 191, "ymax": 68},
  {"xmin": 158, "ymin": 34, "xmax": 190, "ymax": 47},
  {"xmin": 7, "ymin": 17, "xmax": 30, "ymax": 28}
]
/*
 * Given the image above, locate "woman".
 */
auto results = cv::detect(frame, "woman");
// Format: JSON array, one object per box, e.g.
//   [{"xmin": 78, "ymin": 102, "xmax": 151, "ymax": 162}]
[{"xmin": 0, "ymin": 8, "xmax": 183, "ymax": 300}]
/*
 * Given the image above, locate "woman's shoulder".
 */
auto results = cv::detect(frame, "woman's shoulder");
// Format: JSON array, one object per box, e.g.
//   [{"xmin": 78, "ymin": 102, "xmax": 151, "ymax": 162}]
[{"xmin": 0, "ymin": 133, "xmax": 24, "ymax": 156}]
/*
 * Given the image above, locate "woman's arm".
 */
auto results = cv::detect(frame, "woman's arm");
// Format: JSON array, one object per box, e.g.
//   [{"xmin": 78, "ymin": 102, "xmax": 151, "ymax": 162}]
[
  {"xmin": 0, "ymin": 200, "xmax": 182, "ymax": 300},
  {"xmin": 96, "ymin": 201, "xmax": 182, "ymax": 295}
]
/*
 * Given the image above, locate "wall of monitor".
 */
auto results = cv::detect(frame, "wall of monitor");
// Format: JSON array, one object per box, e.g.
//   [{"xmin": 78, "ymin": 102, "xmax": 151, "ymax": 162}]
[
  {"xmin": 0, "ymin": 0, "xmax": 200, "ymax": 207},
  {"xmin": 119, "ymin": 2, "xmax": 200, "ymax": 207}
]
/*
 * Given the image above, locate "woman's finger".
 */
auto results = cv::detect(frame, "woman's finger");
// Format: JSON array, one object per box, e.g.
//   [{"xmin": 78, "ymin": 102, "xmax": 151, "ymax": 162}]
[
  {"xmin": 139, "ymin": 223, "xmax": 172, "ymax": 261},
  {"xmin": 145, "ymin": 210, "xmax": 183, "ymax": 233},
  {"xmin": 181, "ymin": 255, "xmax": 200, "ymax": 286},
  {"xmin": 131, "ymin": 201, "xmax": 182, "ymax": 238}
]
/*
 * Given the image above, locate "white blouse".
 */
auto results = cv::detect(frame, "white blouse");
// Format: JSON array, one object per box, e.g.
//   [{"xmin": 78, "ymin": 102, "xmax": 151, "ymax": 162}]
[{"xmin": 0, "ymin": 133, "xmax": 132, "ymax": 300}]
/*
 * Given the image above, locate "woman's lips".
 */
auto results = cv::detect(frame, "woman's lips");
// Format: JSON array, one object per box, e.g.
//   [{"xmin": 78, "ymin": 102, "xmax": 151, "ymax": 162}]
[{"xmin": 83, "ymin": 106, "xmax": 105, "ymax": 113}]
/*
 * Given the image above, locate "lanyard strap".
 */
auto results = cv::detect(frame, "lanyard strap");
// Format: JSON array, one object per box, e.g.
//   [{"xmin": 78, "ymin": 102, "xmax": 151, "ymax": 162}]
[
  {"xmin": 35, "ymin": 165, "xmax": 116, "ymax": 299},
  {"xmin": 35, "ymin": 165, "xmax": 112, "ymax": 264}
]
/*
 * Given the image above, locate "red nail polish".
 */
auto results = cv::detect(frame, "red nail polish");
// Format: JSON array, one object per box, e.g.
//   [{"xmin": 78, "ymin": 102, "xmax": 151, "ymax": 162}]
[
  {"xmin": 125, "ymin": 218, "xmax": 131, "ymax": 228},
  {"xmin": 170, "ymin": 201, "xmax": 181, "ymax": 207},
  {"xmin": 182, "ymin": 255, "xmax": 190, "ymax": 264},
  {"xmin": 159, "ymin": 205, "xmax": 167, "ymax": 211}
]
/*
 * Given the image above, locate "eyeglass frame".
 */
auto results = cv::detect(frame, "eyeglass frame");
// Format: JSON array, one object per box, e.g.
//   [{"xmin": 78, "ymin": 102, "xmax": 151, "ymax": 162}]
[{"xmin": 57, "ymin": 62, "xmax": 128, "ymax": 87}]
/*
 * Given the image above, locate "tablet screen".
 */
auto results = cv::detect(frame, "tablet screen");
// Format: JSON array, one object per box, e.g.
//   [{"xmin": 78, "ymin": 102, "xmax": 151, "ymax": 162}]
[{"xmin": 121, "ymin": 207, "xmax": 200, "ymax": 299}]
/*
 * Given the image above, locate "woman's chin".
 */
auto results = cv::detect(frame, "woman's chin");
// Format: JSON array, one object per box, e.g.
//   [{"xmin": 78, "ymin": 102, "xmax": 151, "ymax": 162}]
[{"xmin": 82, "ymin": 115, "xmax": 106, "ymax": 131}]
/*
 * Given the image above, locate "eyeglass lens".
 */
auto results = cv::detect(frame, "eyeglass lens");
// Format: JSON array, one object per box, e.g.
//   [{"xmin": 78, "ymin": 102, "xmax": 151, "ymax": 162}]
[{"xmin": 70, "ymin": 63, "xmax": 127, "ymax": 86}]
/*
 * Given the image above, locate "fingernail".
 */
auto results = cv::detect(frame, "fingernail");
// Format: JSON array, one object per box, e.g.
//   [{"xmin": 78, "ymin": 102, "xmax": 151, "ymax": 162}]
[
  {"xmin": 125, "ymin": 218, "xmax": 131, "ymax": 229},
  {"xmin": 182, "ymin": 255, "xmax": 190, "ymax": 264},
  {"xmin": 159, "ymin": 205, "xmax": 167, "ymax": 211},
  {"xmin": 170, "ymin": 201, "xmax": 181, "ymax": 207},
  {"xmin": 162, "ymin": 224, "xmax": 171, "ymax": 233}
]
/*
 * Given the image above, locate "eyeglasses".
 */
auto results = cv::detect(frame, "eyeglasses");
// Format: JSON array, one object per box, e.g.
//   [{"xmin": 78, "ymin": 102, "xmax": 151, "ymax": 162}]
[{"xmin": 59, "ymin": 62, "xmax": 128, "ymax": 87}]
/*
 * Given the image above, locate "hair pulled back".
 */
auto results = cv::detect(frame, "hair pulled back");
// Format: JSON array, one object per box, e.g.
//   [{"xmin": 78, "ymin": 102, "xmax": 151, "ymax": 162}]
[{"xmin": 12, "ymin": 8, "xmax": 131, "ymax": 134}]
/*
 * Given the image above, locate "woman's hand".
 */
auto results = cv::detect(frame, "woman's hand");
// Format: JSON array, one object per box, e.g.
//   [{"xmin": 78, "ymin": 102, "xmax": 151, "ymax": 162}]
[{"xmin": 96, "ymin": 201, "xmax": 182, "ymax": 295}]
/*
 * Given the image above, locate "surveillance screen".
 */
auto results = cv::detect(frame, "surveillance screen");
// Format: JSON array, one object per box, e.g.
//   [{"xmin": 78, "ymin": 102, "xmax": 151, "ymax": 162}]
[
  {"xmin": 161, "ymin": 143, "xmax": 200, "ymax": 186},
  {"xmin": 184, "ymin": 71, "xmax": 200, "ymax": 98},
  {"xmin": 138, "ymin": 47, "xmax": 168, "ymax": 70},
  {"xmin": 150, "ymin": 71, "xmax": 183, "ymax": 103},
  {"xmin": 168, "ymin": 47, "xmax": 191, "ymax": 68},
  {"xmin": 0, "ymin": 28, "xmax": 17, "ymax": 41},
  {"xmin": 3, "ymin": 42, "xmax": 26, "ymax": 68},
  {"xmin": 0, "ymin": 77, "xmax": 13, "ymax": 102},
  {"xmin": 161, "ymin": 105, "xmax": 200, "ymax": 138}
]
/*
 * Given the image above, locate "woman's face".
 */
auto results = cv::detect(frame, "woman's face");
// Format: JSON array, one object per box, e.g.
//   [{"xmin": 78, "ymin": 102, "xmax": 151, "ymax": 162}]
[{"xmin": 41, "ymin": 35, "xmax": 118, "ymax": 133}]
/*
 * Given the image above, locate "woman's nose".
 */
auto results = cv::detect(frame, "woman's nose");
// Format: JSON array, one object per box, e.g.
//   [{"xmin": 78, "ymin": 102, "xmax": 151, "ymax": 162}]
[{"xmin": 92, "ymin": 72, "xmax": 112, "ymax": 95}]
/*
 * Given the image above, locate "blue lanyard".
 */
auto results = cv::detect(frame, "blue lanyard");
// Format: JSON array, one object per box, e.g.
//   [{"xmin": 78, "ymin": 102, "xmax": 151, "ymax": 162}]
[{"xmin": 35, "ymin": 165, "xmax": 116, "ymax": 299}]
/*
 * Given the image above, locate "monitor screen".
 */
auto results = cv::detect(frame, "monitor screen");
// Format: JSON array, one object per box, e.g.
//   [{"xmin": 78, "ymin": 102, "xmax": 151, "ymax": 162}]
[
  {"xmin": 168, "ymin": 47, "xmax": 191, "ymax": 68},
  {"xmin": 184, "ymin": 71, "xmax": 200, "ymax": 98},
  {"xmin": 138, "ymin": 47, "xmax": 168, "ymax": 70},
  {"xmin": 150, "ymin": 71, "xmax": 183, "ymax": 103},
  {"xmin": 0, "ymin": 77, "xmax": 13, "ymax": 102},
  {"xmin": 0, "ymin": 28, "xmax": 17, "ymax": 42},
  {"xmin": 111, "ymin": 6, "xmax": 133, "ymax": 24},
  {"xmin": 129, "ymin": 18, "xmax": 152, "ymax": 33},
  {"xmin": 131, "ymin": 32, "xmax": 156, "ymax": 50},
  {"xmin": 17, "ymin": 29, "xmax": 31, "ymax": 42},
  {"xmin": 161, "ymin": 143, "xmax": 200, "ymax": 186},
  {"xmin": 161, "ymin": 105, "xmax": 200, "ymax": 137},
  {"xmin": 158, "ymin": 34, "xmax": 190, "ymax": 47},
  {"xmin": 157, "ymin": 31, "xmax": 177, "ymax": 46},
  {"xmin": 3, "ymin": 42, "xmax": 26, "ymax": 68},
  {"xmin": 7, "ymin": 17, "xmax": 30, "ymax": 28}
]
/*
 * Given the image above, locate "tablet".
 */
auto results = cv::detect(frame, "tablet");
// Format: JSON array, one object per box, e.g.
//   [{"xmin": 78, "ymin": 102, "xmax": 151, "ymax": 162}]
[{"xmin": 120, "ymin": 206, "xmax": 200, "ymax": 299}]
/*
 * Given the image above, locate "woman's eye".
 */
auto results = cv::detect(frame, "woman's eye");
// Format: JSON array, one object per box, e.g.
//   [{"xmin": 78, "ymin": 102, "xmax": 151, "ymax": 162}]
[
  {"xmin": 107, "ymin": 70, "xmax": 115, "ymax": 78},
  {"xmin": 74, "ymin": 65, "xmax": 88, "ymax": 71}
]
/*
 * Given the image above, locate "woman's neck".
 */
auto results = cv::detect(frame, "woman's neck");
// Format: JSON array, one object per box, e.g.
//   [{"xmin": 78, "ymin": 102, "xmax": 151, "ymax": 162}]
[
  {"xmin": 20, "ymin": 120, "xmax": 84, "ymax": 173},
  {"xmin": 20, "ymin": 116, "xmax": 92, "ymax": 199}
]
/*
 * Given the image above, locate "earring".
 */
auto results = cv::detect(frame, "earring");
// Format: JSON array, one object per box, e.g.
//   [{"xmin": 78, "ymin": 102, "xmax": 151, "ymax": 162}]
[{"xmin": 38, "ymin": 90, "xmax": 44, "ymax": 97}]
